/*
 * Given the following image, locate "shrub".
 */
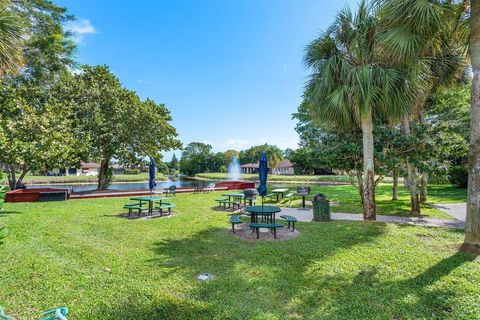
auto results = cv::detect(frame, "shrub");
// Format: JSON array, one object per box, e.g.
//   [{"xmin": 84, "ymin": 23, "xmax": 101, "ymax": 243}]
[
  {"xmin": 124, "ymin": 169, "xmax": 140, "ymax": 175},
  {"xmin": 449, "ymin": 165, "xmax": 468, "ymax": 189}
]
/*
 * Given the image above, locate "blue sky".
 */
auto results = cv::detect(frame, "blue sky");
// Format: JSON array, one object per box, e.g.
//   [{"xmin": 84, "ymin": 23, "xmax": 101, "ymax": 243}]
[{"xmin": 58, "ymin": 0, "xmax": 356, "ymax": 160}]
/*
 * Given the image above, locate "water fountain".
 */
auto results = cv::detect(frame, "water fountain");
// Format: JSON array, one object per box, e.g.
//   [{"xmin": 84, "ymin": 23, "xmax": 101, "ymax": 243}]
[
  {"xmin": 216, "ymin": 155, "xmax": 255, "ymax": 190},
  {"xmin": 227, "ymin": 156, "xmax": 241, "ymax": 181}
]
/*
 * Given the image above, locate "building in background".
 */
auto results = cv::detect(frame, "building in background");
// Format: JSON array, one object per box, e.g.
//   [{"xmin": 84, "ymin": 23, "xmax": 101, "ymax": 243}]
[{"xmin": 240, "ymin": 159, "xmax": 294, "ymax": 175}]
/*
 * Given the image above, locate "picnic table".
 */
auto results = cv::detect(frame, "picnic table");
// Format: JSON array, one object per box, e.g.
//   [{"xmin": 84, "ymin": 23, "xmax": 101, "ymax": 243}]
[
  {"xmin": 130, "ymin": 195, "xmax": 168, "ymax": 215},
  {"xmin": 271, "ymin": 188, "xmax": 289, "ymax": 201},
  {"xmin": 245, "ymin": 205, "xmax": 281, "ymax": 224},
  {"xmin": 222, "ymin": 192, "xmax": 245, "ymax": 201}
]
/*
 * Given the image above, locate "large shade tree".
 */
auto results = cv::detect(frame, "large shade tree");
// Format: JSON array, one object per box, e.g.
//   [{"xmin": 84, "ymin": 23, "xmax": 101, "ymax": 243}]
[
  {"xmin": 67, "ymin": 65, "xmax": 181, "ymax": 190},
  {"xmin": 303, "ymin": 1, "xmax": 414, "ymax": 220},
  {"xmin": 0, "ymin": 0, "xmax": 82, "ymax": 189}
]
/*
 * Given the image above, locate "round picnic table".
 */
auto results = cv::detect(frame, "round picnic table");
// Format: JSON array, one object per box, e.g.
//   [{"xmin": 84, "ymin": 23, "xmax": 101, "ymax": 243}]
[{"xmin": 245, "ymin": 205, "xmax": 281, "ymax": 224}]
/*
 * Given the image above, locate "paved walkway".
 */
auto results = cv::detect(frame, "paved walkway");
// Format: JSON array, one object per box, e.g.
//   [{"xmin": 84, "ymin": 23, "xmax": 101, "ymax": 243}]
[
  {"xmin": 432, "ymin": 203, "xmax": 466, "ymax": 222},
  {"xmin": 276, "ymin": 207, "xmax": 465, "ymax": 229}
]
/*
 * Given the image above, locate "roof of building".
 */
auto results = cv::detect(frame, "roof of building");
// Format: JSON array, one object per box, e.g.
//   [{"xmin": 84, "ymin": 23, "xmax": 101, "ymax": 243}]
[{"xmin": 80, "ymin": 161, "xmax": 101, "ymax": 169}]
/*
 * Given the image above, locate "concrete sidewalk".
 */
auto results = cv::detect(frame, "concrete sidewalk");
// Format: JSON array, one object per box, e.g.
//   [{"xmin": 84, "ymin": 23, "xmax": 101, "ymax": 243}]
[
  {"xmin": 432, "ymin": 203, "xmax": 466, "ymax": 222},
  {"xmin": 275, "ymin": 207, "xmax": 465, "ymax": 229}
]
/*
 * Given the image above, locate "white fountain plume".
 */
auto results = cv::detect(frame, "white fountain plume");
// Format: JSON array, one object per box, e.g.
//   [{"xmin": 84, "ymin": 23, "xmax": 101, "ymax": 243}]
[{"xmin": 227, "ymin": 156, "xmax": 241, "ymax": 181}]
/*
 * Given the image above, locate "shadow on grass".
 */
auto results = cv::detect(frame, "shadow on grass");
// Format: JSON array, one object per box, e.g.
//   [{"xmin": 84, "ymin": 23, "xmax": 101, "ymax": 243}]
[
  {"xmin": 97, "ymin": 221, "xmax": 387, "ymax": 319},
  {"xmin": 296, "ymin": 246, "xmax": 478, "ymax": 319},
  {"xmin": 0, "ymin": 210, "xmax": 21, "ymax": 217}
]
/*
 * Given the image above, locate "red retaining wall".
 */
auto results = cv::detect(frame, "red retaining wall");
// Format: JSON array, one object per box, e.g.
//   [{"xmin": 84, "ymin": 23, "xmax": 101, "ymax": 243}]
[
  {"xmin": 215, "ymin": 181, "xmax": 255, "ymax": 190},
  {"xmin": 5, "ymin": 188, "xmax": 71, "ymax": 203}
]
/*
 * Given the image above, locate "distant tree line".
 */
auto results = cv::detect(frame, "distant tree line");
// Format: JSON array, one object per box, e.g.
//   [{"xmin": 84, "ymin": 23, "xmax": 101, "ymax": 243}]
[{"xmin": 178, "ymin": 142, "xmax": 287, "ymax": 176}]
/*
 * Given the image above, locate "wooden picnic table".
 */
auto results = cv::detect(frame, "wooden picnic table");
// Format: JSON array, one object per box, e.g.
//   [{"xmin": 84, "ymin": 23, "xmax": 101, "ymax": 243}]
[
  {"xmin": 130, "ymin": 195, "xmax": 168, "ymax": 215},
  {"xmin": 245, "ymin": 205, "xmax": 281, "ymax": 224},
  {"xmin": 271, "ymin": 188, "xmax": 289, "ymax": 201}
]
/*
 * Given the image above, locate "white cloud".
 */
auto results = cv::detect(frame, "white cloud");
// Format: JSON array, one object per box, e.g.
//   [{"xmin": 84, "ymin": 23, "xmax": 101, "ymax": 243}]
[
  {"xmin": 136, "ymin": 79, "xmax": 153, "ymax": 85},
  {"xmin": 67, "ymin": 19, "xmax": 96, "ymax": 43}
]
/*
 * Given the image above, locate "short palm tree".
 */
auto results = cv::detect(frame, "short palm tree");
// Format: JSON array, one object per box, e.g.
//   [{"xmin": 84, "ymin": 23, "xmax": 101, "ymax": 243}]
[
  {"xmin": 379, "ymin": 0, "xmax": 468, "ymax": 215},
  {"xmin": 0, "ymin": 2, "xmax": 24, "ymax": 77},
  {"xmin": 304, "ymin": 1, "xmax": 414, "ymax": 220}
]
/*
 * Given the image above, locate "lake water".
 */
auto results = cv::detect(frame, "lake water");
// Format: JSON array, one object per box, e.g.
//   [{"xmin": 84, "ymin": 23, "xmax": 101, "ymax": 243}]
[{"xmin": 28, "ymin": 179, "xmax": 221, "ymax": 193}]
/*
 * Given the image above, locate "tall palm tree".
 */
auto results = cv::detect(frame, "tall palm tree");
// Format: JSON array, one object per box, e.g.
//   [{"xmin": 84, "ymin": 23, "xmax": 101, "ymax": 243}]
[
  {"xmin": 304, "ymin": 1, "xmax": 414, "ymax": 220},
  {"xmin": 0, "ymin": 2, "xmax": 24, "ymax": 77},
  {"xmin": 378, "ymin": 0, "xmax": 478, "ymax": 252},
  {"xmin": 466, "ymin": 0, "xmax": 480, "ymax": 253}
]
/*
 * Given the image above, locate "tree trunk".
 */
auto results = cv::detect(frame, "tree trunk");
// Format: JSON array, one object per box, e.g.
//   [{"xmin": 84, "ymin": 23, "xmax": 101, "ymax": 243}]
[
  {"xmin": 15, "ymin": 165, "xmax": 29, "ymax": 189},
  {"xmin": 97, "ymin": 158, "xmax": 112, "ymax": 191},
  {"xmin": 360, "ymin": 110, "xmax": 376, "ymax": 221},
  {"xmin": 7, "ymin": 165, "xmax": 16, "ymax": 190},
  {"xmin": 420, "ymin": 172, "xmax": 428, "ymax": 204},
  {"xmin": 403, "ymin": 115, "xmax": 421, "ymax": 215},
  {"xmin": 392, "ymin": 169, "xmax": 398, "ymax": 201},
  {"xmin": 462, "ymin": 0, "xmax": 480, "ymax": 254},
  {"xmin": 356, "ymin": 170, "xmax": 364, "ymax": 204}
]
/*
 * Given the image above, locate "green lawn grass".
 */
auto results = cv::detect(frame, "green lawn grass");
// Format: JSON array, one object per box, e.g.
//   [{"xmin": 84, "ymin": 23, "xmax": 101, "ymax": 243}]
[
  {"xmin": 18, "ymin": 173, "xmax": 166, "ymax": 185},
  {"xmin": 0, "ymin": 191, "xmax": 477, "ymax": 319},
  {"xmin": 265, "ymin": 183, "xmax": 465, "ymax": 219}
]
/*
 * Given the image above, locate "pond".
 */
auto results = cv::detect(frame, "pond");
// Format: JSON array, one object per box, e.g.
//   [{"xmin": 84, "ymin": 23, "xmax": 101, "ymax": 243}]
[{"xmin": 28, "ymin": 178, "xmax": 220, "ymax": 193}]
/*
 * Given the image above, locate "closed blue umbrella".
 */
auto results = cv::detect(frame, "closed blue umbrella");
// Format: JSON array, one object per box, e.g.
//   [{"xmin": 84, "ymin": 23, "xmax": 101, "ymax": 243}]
[
  {"xmin": 257, "ymin": 152, "xmax": 268, "ymax": 205},
  {"xmin": 148, "ymin": 157, "xmax": 157, "ymax": 194}
]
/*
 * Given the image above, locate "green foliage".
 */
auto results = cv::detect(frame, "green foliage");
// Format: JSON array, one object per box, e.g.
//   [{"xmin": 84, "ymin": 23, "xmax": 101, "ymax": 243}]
[
  {"xmin": 167, "ymin": 154, "xmax": 179, "ymax": 172},
  {"xmin": 156, "ymin": 161, "xmax": 170, "ymax": 175},
  {"xmin": 449, "ymin": 165, "xmax": 468, "ymax": 189},
  {"xmin": 180, "ymin": 144, "xmax": 242, "ymax": 176},
  {"xmin": 180, "ymin": 142, "xmax": 214, "ymax": 176},
  {"xmin": 0, "ymin": 0, "xmax": 81, "ymax": 189},
  {"xmin": 238, "ymin": 144, "xmax": 284, "ymax": 168},
  {"xmin": 0, "ymin": 1, "xmax": 24, "ymax": 77}
]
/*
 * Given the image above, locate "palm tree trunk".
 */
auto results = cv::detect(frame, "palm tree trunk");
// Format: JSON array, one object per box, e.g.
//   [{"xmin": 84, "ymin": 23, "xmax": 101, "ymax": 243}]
[
  {"xmin": 420, "ymin": 172, "xmax": 428, "ymax": 204},
  {"xmin": 392, "ymin": 169, "xmax": 398, "ymax": 201},
  {"xmin": 360, "ymin": 110, "xmax": 376, "ymax": 221},
  {"xmin": 462, "ymin": 0, "xmax": 480, "ymax": 254},
  {"xmin": 402, "ymin": 115, "xmax": 421, "ymax": 215}
]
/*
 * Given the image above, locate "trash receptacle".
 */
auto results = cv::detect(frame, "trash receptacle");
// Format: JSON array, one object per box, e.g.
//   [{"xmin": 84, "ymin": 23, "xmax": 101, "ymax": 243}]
[{"xmin": 313, "ymin": 193, "xmax": 330, "ymax": 221}]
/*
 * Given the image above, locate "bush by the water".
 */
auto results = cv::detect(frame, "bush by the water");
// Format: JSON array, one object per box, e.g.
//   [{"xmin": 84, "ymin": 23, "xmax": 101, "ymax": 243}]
[{"xmin": 124, "ymin": 169, "xmax": 141, "ymax": 175}]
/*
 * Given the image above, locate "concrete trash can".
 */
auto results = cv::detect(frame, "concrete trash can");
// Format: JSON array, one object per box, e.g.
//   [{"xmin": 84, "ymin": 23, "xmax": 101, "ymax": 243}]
[{"xmin": 313, "ymin": 193, "xmax": 330, "ymax": 221}]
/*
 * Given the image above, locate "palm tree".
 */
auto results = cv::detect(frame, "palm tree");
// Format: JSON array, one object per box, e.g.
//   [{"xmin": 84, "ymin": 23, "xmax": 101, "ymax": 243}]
[
  {"xmin": 304, "ymin": 1, "xmax": 414, "ymax": 220},
  {"xmin": 264, "ymin": 145, "xmax": 283, "ymax": 174},
  {"xmin": 378, "ymin": 0, "xmax": 478, "ymax": 252},
  {"xmin": 379, "ymin": 0, "xmax": 468, "ymax": 215},
  {"xmin": 0, "ymin": 3, "xmax": 24, "ymax": 77},
  {"xmin": 467, "ymin": 0, "xmax": 480, "ymax": 253}
]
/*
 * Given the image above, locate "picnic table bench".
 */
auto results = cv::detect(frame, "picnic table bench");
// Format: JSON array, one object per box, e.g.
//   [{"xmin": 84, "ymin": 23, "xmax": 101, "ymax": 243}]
[
  {"xmin": 229, "ymin": 215, "xmax": 242, "ymax": 233},
  {"xmin": 154, "ymin": 203, "xmax": 176, "ymax": 215},
  {"xmin": 123, "ymin": 202, "xmax": 146, "ymax": 216},
  {"xmin": 249, "ymin": 223, "xmax": 284, "ymax": 239},
  {"xmin": 280, "ymin": 215, "xmax": 297, "ymax": 231}
]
